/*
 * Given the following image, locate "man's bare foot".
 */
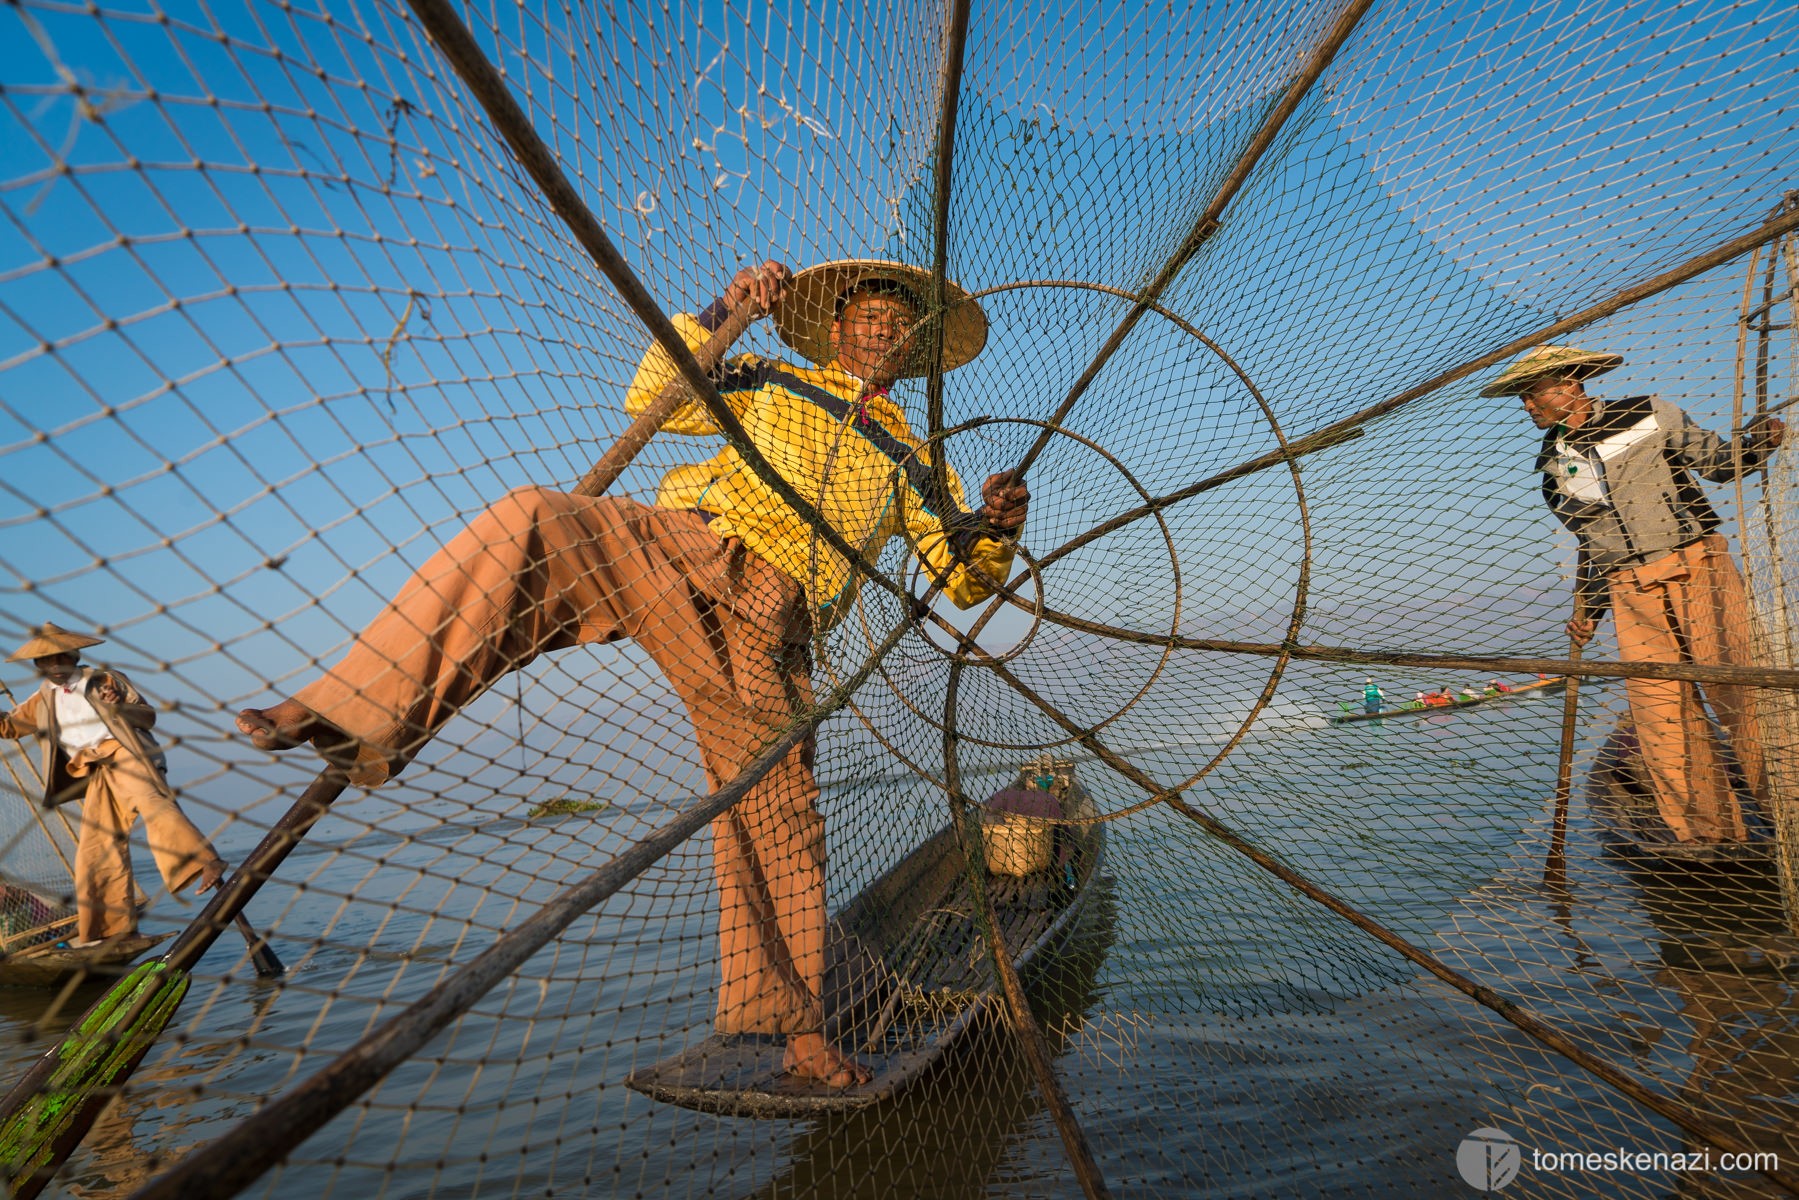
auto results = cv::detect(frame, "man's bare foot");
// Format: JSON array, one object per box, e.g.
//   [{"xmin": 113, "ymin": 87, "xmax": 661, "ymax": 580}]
[
  {"xmin": 783, "ymin": 1032, "xmax": 871, "ymax": 1089},
  {"xmin": 193, "ymin": 858, "xmax": 227, "ymax": 894},
  {"xmin": 236, "ymin": 700, "xmax": 361, "ymax": 771},
  {"xmin": 236, "ymin": 699, "xmax": 322, "ymax": 750}
]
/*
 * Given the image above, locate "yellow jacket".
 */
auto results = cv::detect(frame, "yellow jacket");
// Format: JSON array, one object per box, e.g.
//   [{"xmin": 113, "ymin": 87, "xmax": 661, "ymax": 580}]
[{"xmin": 626, "ymin": 312, "xmax": 1017, "ymax": 624}]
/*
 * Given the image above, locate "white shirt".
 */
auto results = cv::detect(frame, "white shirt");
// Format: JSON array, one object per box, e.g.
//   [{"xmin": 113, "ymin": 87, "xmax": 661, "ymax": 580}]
[
  {"xmin": 1550, "ymin": 405, "xmax": 1663, "ymax": 507},
  {"xmin": 53, "ymin": 676, "xmax": 109, "ymax": 755},
  {"xmin": 1549, "ymin": 433, "xmax": 1607, "ymax": 505}
]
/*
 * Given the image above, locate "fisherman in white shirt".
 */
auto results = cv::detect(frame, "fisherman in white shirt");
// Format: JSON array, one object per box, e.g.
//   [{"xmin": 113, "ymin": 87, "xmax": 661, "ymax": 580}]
[{"xmin": 0, "ymin": 623, "xmax": 225, "ymax": 944}]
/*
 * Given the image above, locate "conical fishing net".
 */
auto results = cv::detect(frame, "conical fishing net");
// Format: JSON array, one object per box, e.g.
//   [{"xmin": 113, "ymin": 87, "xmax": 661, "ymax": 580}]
[
  {"xmin": 0, "ymin": 764, "xmax": 80, "ymax": 953},
  {"xmin": 1, "ymin": 0, "xmax": 1797, "ymax": 1195}
]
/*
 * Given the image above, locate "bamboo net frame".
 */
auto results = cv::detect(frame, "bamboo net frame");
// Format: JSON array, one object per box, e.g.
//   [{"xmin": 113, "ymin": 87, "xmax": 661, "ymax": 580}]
[{"xmin": 2, "ymin": 0, "xmax": 1798, "ymax": 1196}]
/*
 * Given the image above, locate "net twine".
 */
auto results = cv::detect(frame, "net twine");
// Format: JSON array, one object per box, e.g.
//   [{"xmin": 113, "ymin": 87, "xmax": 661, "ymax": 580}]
[{"xmin": 0, "ymin": 0, "xmax": 1796, "ymax": 1194}]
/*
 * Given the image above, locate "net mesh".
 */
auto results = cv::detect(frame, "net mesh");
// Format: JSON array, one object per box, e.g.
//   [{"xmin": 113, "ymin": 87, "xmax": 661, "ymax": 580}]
[{"xmin": 2, "ymin": 0, "xmax": 1797, "ymax": 1195}]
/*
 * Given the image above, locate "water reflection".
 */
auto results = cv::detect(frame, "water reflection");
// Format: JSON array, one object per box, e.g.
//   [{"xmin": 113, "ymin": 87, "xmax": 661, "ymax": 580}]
[
  {"xmin": 742, "ymin": 883, "xmax": 1117, "ymax": 1200},
  {"xmin": 1635, "ymin": 867, "xmax": 1799, "ymax": 1200}
]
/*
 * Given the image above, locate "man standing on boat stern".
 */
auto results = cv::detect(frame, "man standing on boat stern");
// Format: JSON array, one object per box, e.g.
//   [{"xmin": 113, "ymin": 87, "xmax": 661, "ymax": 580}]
[
  {"xmin": 1487, "ymin": 345, "xmax": 1785, "ymax": 844},
  {"xmin": 236, "ymin": 258, "xmax": 1029, "ymax": 1088},
  {"xmin": 0, "ymin": 624, "xmax": 225, "ymax": 943}
]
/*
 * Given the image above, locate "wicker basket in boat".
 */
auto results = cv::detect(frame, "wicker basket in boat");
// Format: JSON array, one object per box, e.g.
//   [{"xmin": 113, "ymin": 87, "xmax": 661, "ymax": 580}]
[
  {"xmin": 981, "ymin": 787, "xmax": 1062, "ymax": 876},
  {"xmin": 982, "ymin": 813, "xmax": 1053, "ymax": 876}
]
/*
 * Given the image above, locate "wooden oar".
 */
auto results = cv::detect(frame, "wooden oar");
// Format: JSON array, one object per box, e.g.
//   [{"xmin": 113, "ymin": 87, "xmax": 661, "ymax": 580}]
[
  {"xmin": 1543, "ymin": 639, "xmax": 1583, "ymax": 892},
  {"xmin": 0, "ymin": 299, "xmax": 759, "ymax": 1198},
  {"xmin": 574, "ymin": 303, "xmax": 758, "ymax": 497}
]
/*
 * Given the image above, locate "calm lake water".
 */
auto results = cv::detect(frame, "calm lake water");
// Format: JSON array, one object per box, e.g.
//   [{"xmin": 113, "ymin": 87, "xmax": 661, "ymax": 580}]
[{"xmin": 3, "ymin": 684, "xmax": 1795, "ymax": 1199}]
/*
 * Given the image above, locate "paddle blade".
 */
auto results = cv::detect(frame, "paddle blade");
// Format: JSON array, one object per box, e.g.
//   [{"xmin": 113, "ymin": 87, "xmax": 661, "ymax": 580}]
[
  {"xmin": 249, "ymin": 939, "xmax": 285, "ymax": 979},
  {"xmin": 0, "ymin": 960, "xmax": 190, "ymax": 1199},
  {"xmin": 235, "ymin": 914, "xmax": 285, "ymax": 979}
]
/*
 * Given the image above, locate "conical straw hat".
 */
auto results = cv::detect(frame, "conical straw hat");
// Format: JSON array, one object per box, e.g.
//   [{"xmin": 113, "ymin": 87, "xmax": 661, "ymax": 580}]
[
  {"xmin": 1481, "ymin": 344, "xmax": 1623, "ymax": 397},
  {"xmin": 8, "ymin": 622, "xmax": 103, "ymax": 663},
  {"xmin": 772, "ymin": 259, "xmax": 989, "ymax": 376}
]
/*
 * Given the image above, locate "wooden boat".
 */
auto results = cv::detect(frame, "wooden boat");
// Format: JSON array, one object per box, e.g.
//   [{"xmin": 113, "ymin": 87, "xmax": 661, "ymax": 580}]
[
  {"xmin": 1328, "ymin": 676, "xmax": 1567, "ymax": 724},
  {"xmin": 625, "ymin": 758, "xmax": 1108, "ymax": 1117},
  {"xmin": 0, "ymin": 931, "xmax": 173, "ymax": 988},
  {"xmin": 1587, "ymin": 724, "xmax": 1774, "ymax": 868}
]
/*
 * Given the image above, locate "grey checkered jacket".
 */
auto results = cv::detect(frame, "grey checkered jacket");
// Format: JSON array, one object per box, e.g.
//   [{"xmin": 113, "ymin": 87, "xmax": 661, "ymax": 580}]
[{"xmin": 1536, "ymin": 394, "xmax": 1775, "ymax": 617}]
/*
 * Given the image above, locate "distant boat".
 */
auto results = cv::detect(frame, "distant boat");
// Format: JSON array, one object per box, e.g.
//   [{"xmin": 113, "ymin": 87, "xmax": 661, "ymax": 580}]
[
  {"xmin": 625, "ymin": 757, "xmax": 1108, "ymax": 1117},
  {"xmin": 1328, "ymin": 676, "xmax": 1567, "ymax": 724},
  {"xmin": 1587, "ymin": 724, "xmax": 1773, "ymax": 868}
]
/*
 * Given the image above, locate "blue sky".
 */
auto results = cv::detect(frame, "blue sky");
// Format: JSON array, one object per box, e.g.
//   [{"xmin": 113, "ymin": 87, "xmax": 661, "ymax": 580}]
[
  {"xmin": 0, "ymin": 0, "xmax": 1795, "ymax": 846},
  {"xmin": 3, "ymin": 14, "xmax": 1799, "ymax": 1192}
]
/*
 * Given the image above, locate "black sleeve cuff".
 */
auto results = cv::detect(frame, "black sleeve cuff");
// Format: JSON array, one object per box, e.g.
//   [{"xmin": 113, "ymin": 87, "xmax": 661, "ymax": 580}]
[
  {"xmin": 696, "ymin": 296, "xmax": 730, "ymax": 332},
  {"xmin": 941, "ymin": 510, "xmax": 987, "ymax": 563},
  {"xmin": 1575, "ymin": 567, "xmax": 1610, "ymax": 621}
]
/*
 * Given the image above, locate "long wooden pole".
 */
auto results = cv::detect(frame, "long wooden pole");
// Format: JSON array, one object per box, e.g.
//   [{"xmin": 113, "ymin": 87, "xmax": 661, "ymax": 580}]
[
  {"xmin": 1731, "ymin": 206, "xmax": 1799, "ymax": 939},
  {"xmin": 1021, "ymin": 200, "xmax": 1799, "ymax": 564},
  {"xmin": 1542, "ymin": 640, "xmax": 1582, "ymax": 892},
  {"xmin": 1010, "ymin": 0, "xmax": 1375, "ymax": 479},
  {"xmin": 574, "ymin": 300, "xmax": 756, "ymax": 498},
  {"xmin": 920, "ymin": 618, "xmax": 1799, "ymax": 1198},
  {"xmin": 917, "ymin": 5, "xmax": 1109, "ymax": 1183},
  {"xmin": 1772, "ymin": 214, "xmax": 1799, "ymax": 937},
  {"xmin": 1010, "ymin": 0, "xmax": 1378, "ymax": 481},
  {"xmin": 1746, "ymin": 201, "xmax": 1799, "ymax": 938},
  {"xmin": 922, "ymin": 0, "xmax": 974, "ymax": 515},
  {"xmin": 942, "ymin": 663, "xmax": 1112, "ymax": 1200},
  {"xmin": 977, "ymin": 605, "xmax": 1799, "ymax": 691},
  {"xmin": 1731, "ymin": 244, "xmax": 1766, "ymax": 525}
]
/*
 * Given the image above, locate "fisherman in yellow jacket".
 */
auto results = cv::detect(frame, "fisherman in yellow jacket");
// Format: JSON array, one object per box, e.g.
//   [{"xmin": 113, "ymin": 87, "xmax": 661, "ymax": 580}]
[
  {"xmin": 1, "ymin": 624, "xmax": 225, "ymax": 944},
  {"xmin": 237, "ymin": 258, "xmax": 1028, "ymax": 1088}
]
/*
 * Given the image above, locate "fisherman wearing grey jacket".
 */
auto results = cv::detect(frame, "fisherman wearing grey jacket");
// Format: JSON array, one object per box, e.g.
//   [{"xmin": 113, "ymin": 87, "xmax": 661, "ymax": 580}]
[
  {"xmin": 1537, "ymin": 391, "xmax": 1779, "ymax": 622},
  {"xmin": 1487, "ymin": 345, "xmax": 1785, "ymax": 844}
]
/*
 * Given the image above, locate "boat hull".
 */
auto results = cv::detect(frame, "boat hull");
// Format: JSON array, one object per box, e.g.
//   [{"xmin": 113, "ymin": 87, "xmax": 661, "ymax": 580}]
[
  {"xmin": 625, "ymin": 777, "xmax": 1107, "ymax": 1117},
  {"xmin": 0, "ymin": 933, "xmax": 172, "ymax": 989}
]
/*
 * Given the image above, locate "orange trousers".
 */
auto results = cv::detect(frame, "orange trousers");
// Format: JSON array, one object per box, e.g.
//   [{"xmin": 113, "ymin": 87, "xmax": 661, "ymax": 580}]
[
  {"xmin": 1609, "ymin": 535, "xmax": 1767, "ymax": 843},
  {"xmin": 67, "ymin": 742, "xmax": 219, "ymax": 941},
  {"xmin": 296, "ymin": 487, "xmax": 826, "ymax": 1035}
]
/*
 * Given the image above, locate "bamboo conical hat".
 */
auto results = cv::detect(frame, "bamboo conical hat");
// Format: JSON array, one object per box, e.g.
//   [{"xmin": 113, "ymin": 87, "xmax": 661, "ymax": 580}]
[
  {"xmin": 772, "ymin": 259, "xmax": 989, "ymax": 376},
  {"xmin": 1480, "ymin": 344, "xmax": 1623, "ymax": 397},
  {"xmin": 7, "ymin": 623, "xmax": 104, "ymax": 663}
]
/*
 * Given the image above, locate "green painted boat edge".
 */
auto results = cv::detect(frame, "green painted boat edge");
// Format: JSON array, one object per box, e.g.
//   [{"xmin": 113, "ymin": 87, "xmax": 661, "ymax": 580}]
[
  {"xmin": 1328, "ymin": 677, "xmax": 1568, "ymax": 724},
  {"xmin": 0, "ymin": 960, "xmax": 190, "ymax": 1193}
]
